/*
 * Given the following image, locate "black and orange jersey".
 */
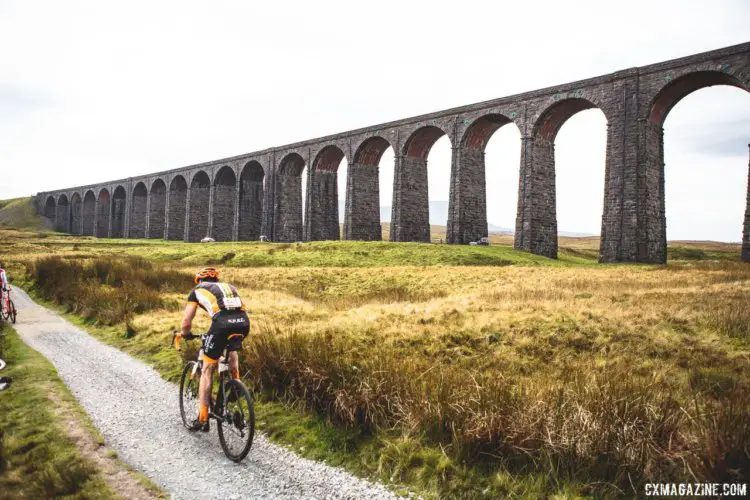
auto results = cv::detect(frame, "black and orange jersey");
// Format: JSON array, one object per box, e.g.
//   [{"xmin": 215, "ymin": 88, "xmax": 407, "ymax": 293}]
[{"xmin": 187, "ymin": 281, "xmax": 247, "ymax": 318}]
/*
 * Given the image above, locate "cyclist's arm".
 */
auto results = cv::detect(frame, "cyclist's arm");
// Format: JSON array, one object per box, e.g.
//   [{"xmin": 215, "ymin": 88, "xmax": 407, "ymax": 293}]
[{"xmin": 181, "ymin": 302, "xmax": 198, "ymax": 337}]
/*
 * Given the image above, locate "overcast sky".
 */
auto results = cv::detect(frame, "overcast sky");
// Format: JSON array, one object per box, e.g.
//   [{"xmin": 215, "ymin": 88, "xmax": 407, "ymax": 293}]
[{"xmin": 1, "ymin": 1, "xmax": 749, "ymax": 241}]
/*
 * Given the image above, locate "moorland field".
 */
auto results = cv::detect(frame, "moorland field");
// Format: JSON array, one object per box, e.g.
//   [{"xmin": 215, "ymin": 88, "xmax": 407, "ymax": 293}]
[{"xmin": 1, "ymin": 203, "xmax": 748, "ymax": 498}]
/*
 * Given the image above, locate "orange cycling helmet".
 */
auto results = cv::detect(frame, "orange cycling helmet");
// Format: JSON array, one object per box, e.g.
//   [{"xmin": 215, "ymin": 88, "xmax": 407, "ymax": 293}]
[{"xmin": 194, "ymin": 267, "xmax": 220, "ymax": 284}]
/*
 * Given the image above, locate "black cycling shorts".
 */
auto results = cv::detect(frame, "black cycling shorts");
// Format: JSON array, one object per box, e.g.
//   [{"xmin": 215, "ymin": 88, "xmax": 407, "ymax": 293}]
[{"xmin": 203, "ymin": 310, "xmax": 250, "ymax": 362}]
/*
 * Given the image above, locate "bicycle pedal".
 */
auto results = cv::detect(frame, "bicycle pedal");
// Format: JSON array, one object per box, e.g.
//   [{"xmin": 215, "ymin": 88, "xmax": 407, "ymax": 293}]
[{"xmin": 190, "ymin": 419, "xmax": 210, "ymax": 433}]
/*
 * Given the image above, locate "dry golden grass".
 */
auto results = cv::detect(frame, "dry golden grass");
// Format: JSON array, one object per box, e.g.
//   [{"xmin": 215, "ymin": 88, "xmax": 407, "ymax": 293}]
[{"xmin": 131, "ymin": 262, "xmax": 749, "ymax": 494}]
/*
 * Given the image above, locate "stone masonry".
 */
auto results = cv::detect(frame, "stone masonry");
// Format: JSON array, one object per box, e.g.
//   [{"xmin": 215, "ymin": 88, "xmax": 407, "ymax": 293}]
[
  {"xmin": 743, "ymin": 144, "xmax": 750, "ymax": 262},
  {"xmin": 343, "ymin": 136, "xmax": 391, "ymax": 241},
  {"xmin": 188, "ymin": 172, "xmax": 211, "ymax": 242},
  {"xmin": 70, "ymin": 193, "xmax": 82, "ymax": 234},
  {"xmin": 95, "ymin": 189, "xmax": 110, "ymax": 238},
  {"xmin": 55, "ymin": 194, "xmax": 70, "ymax": 232},
  {"xmin": 35, "ymin": 42, "xmax": 750, "ymax": 263},
  {"xmin": 238, "ymin": 162, "xmax": 265, "ymax": 241},
  {"xmin": 82, "ymin": 192, "xmax": 95, "ymax": 235},
  {"xmin": 130, "ymin": 183, "xmax": 148, "ymax": 238},
  {"xmin": 148, "ymin": 179, "xmax": 167, "ymax": 239},
  {"xmin": 111, "ymin": 187, "xmax": 126, "ymax": 238},
  {"xmin": 274, "ymin": 154, "xmax": 305, "ymax": 242},
  {"xmin": 212, "ymin": 167, "xmax": 236, "ymax": 243},
  {"xmin": 167, "ymin": 176, "xmax": 187, "ymax": 240}
]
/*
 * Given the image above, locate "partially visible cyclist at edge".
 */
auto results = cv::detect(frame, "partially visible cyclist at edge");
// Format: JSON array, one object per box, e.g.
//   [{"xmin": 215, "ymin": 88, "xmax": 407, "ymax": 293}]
[
  {"xmin": 177, "ymin": 267, "xmax": 250, "ymax": 431},
  {"xmin": 0, "ymin": 263, "xmax": 10, "ymax": 311}
]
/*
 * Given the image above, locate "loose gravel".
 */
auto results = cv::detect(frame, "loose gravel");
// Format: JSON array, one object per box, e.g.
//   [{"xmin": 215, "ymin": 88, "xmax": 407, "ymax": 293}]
[{"xmin": 12, "ymin": 289, "xmax": 397, "ymax": 500}]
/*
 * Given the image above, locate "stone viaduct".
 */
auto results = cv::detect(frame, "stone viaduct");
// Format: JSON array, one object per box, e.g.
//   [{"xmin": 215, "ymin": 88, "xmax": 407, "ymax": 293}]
[{"xmin": 34, "ymin": 42, "xmax": 750, "ymax": 263}]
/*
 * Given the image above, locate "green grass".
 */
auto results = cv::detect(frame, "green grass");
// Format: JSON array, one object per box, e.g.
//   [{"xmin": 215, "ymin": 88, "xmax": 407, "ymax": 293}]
[
  {"xmin": 7, "ymin": 236, "xmax": 584, "ymax": 267},
  {"xmin": 0, "ymin": 324, "xmax": 117, "ymax": 499}
]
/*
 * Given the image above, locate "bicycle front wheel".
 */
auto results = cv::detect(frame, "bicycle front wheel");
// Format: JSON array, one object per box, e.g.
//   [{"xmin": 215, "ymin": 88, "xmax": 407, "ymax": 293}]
[
  {"xmin": 179, "ymin": 361, "xmax": 201, "ymax": 430},
  {"xmin": 217, "ymin": 379, "xmax": 255, "ymax": 462},
  {"xmin": 8, "ymin": 299, "xmax": 16, "ymax": 324}
]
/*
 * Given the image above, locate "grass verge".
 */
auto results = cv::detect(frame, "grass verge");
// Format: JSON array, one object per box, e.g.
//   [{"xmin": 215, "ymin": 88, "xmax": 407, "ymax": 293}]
[{"xmin": 0, "ymin": 323, "xmax": 118, "ymax": 499}]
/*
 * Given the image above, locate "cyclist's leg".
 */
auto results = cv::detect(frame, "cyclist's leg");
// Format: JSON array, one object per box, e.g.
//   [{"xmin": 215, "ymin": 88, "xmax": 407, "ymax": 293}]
[
  {"xmin": 227, "ymin": 350, "xmax": 240, "ymax": 380},
  {"xmin": 200, "ymin": 321, "xmax": 227, "ymax": 422},
  {"xmin": 198, "ymin": 358, "xmax": 215, "ymax": 422},
  {"xmin": 226, "ymin": 312, "xmax": 250, "ymax": 380}
]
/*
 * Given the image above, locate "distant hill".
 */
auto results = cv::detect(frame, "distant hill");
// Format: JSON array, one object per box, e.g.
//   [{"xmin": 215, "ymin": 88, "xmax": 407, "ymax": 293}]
[{"xmin": 0, "ymin": 197, "xmax": 50, "ymax": 230}]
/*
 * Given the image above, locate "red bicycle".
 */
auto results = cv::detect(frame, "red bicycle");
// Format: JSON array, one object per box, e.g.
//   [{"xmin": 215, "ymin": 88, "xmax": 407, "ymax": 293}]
[{"xmin": 1, "ymin": 290, "xmax": 16, "ymax": 324}]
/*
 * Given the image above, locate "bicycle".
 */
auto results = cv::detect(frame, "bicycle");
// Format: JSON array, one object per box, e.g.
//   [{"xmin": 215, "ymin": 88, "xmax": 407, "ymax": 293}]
[
  {"xmin": 171, "ymin": 331, "xmax": 255, "ymax": 462},
  {"xmin": 1, "ymin": 291, "xmax": 16, "ymax": 324}
]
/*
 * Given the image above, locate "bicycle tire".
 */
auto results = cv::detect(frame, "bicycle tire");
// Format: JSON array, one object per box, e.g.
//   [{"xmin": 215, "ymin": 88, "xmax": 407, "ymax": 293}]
[
  {"xmin": 179, "ymin": 361, "xmax": 201, "ymax": 430},
  {"xmin": 8, "ymin": 300, "xmax": 16, "ymax": 324},
  {"xmin": 217, "ymin": 379, "xmax": 255, "ymax": 462}
]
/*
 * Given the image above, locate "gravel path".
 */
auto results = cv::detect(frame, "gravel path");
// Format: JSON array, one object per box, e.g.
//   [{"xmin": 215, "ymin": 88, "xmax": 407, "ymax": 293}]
[{"xmin": 11, "ymin": 289, "xmax": 398, "ymax": 500}]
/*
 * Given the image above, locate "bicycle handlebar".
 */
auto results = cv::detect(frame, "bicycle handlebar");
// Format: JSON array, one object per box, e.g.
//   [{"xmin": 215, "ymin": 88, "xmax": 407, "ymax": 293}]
[{"xmin": 170, "ymin": 330, "xmax": 205, "ymax": 351}]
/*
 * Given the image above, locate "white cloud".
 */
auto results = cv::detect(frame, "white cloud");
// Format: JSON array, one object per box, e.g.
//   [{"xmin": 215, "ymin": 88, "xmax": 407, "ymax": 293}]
[{"xmin": 1, "ymin": 0, "xmax": 749, "ymax": 240}]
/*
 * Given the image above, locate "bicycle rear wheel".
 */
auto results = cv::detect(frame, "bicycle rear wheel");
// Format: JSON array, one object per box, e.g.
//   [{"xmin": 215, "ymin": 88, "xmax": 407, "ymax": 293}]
[
  {"xmin": 8, "ymin": 299, "xmax": 16, "ymax": 324},
  {"xmin": 179, "ymin": 361, "xmax": 201, "ymax": 430},
  {"xmin": 217, "ymin": 379, "xmax": 255, "ymax": 462}
]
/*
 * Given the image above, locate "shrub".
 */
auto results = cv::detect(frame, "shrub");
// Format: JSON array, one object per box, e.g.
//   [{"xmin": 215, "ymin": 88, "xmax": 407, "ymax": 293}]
[
  {"xmin": 26, "ymin": 256, "xmax": 192, "ymax": 325},
  {"xmin": 242, "ymin": 323, "xmax": 750, "ymax": 494}
]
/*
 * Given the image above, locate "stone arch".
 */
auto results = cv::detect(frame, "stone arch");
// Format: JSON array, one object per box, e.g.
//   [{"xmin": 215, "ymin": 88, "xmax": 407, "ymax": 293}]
[
  {"xmin": 648, "ymin": 70, "xmax": 748, "ymax": 126},
  {"xmin": 82, "ymin": 190, "xmax": 96, "ymax": 236},
  {"xmin": 308, "ymin": 145, "xmax": 346, "ymax": 241},
  {"xmin": 111, "ymin": 185, "xmax": 127, "ymax": 238},
  {"xmin": 532, "ymin": 98, "xmax": 604, "ymax": 142},
  {"xmin": 449, "ymin": 114, "xmax": 521, "ymax": 244},
  {"xmin": 345, "ymin": 136, "xmax": 393, "ymax": 240},
  {"xmin": 212, "ymin": 166, "xmax": 237, "ymax": 242},
  {"xmin": 517, "ymin": 98, "xmax": 609, "ymax": 258},
  {"xmin": 43, "ymin": 196, "xmax": 56, "ymax": 223},
  {"xmin": 56, "ymin": 194, "xmax": 70, "ymax": 233},
  {"xmin": 277, "ymin": 152, "xmax": 305, "ymax": 176},
  {"xmin": 274, "ymin": 153, "xmax": 306, "ymax": 242},
  {"xmin": 188, "ymin": 170, "xmax": 210, "ymax": 242},
  {"xmin": 71, "ymin": 192, "xmax": 82, "ymax": 235},
  {"xmin": 95, "ymin": 188, "xmax": 111, "ymax": 237},
  {"xmin": 238, "ymin": 161, "xmax": 265, "ymax": 241},
  {"xmin": 642, "ymin": 70, "xmax": 750, "ymax": 263},
  {"xmin": 402, "ymin": 125, "xmax": 449, "ymax": 159},
  {"xmin": 130, "ymin": 182, "xmax": 148, "ymax": 238},
  {"xmin": 313, "ymin": 145, "xmax": 346, "ymax": 173},
  {"xmin": 167, "ymin": 175, "xmax": 187, "ymax": 240},
  {"xmin": 148, "ymin": 178, "xmax": 167, "ymax": 239},
  {"xmin": 460, "ymin": 114, "xmax": 517, "ymax": 150},
  {"xmin": 395, "ymin": 126, "xmax": 451, "ymax": 242},
  {"xmin": 353, "ymin": 136, "xmax": 392, "ymax": 165}
]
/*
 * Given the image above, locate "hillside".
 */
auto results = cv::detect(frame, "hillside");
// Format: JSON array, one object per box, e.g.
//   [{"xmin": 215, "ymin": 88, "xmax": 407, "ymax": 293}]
[{"xmin": 0, "ymin": 197, "xmax": 50, "ymax": 231}]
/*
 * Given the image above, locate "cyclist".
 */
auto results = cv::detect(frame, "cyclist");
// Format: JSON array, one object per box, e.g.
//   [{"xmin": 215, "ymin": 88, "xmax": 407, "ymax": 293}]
[
  {"xmin": 0, "ymin": 264, "xmax": 10, "ymax": 315},
  {"xmin": 177, "ymin": 267, "xmax": 250, "ymax": 432}
]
